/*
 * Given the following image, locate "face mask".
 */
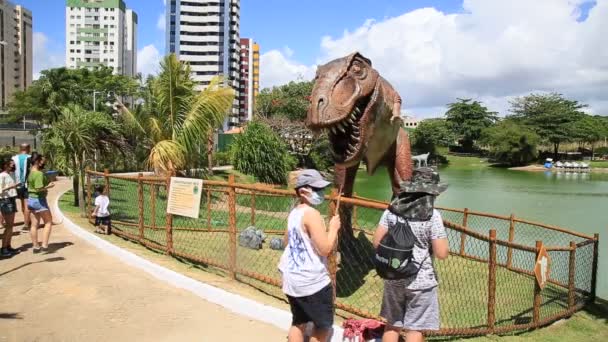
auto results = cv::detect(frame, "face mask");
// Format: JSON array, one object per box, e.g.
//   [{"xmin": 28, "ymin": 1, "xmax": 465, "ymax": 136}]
[{"xmin": 304, "ymin": 188, "xmax": 325, "ymax": 206}]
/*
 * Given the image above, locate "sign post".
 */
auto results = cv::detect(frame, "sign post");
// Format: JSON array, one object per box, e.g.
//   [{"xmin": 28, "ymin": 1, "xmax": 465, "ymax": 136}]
[
  {"xmin": 166, "ymin": 177, "xmax": 204, "ymax": 219},
  {"xmin": 534, "ymin": 243, "xmax": 551, "ymax": 289}
]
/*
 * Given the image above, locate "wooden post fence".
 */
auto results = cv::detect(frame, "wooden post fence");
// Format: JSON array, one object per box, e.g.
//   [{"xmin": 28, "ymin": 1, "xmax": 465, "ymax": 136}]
[
  {"xmin": 150, "ymin": 182, "xmax": 156, "ymax": 229},
  {"xmin": 591, "ymin": 233, "xmax": 599, "ymax": 301},
  {"xmin": 487, "ymin": 229, "xmax": 497, "ymax": 332},
  {"xmin": 567, "ymin": 241, "xmax": 577, "ymax": 311},
  {"xmin": 137, "ymin": 173, "xmax": 144, "ymax": 240},
  {"xmin": 460, "ymin": 208, "xmax": 469, "ymax": 256},
  {"xmin": 328, "ymin": 189, "xmax": 339, "ymax": 301},
  {"xmin": 228, "ymin": 174, "xmax": 237, "ymax": 279},
  {"xmin": 104, "ymin": 169, "xmax": 110, "ymax": 197},
  {"xmin": 165, "ymin": 173, "xmax": 174, "ymax": 256},
  {"xmin": 206, "ymin": 189, "xmax": 211, "ymax": 231},
  {"xmin": 507, "ymin": 214, "xmax": 515, "ymax": 268},
  {"xmin": 250, "ymin": 191, "xmax": 256, "ymax": 226},
  {"xmin": 352, "ymin": 192, "xmax": 358, "ymax": 228},
  {"xmin": 533, "ymin": 240, "xmax": 542, "ymax": 325},
  {"xmin": 86, "ymin": 168, "xmax": 92, "ymax": 215}
]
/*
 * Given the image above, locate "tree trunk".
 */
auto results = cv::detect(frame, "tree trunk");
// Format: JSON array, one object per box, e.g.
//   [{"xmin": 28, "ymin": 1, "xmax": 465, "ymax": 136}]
[
  {"xmin": 207, "ymin": 133, "xmax": 214, "ymax": 175},
  {"xmin": 72, "ymin": 175, "xmax": 80, "ymax": 207},
  {"xmin": 591, "ymin": 142, "xmax": 595, "ymax": 160},
  {"xmin": 553, "ymin": 142, "xmax": 560, "ymax": 160},
  {"xmin": 78, "ymin": 166, "xmax": 87, "ymax": 217}
]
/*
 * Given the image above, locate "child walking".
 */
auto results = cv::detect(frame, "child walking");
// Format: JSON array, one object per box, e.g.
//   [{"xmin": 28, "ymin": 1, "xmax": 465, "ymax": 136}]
[
  {"xmin": 92, "ymin": 185, "xmax": 111, "ymax": 234},
  {"xmin": 278, "ymin": 169, "xmax": 340, "ymax": 342}
]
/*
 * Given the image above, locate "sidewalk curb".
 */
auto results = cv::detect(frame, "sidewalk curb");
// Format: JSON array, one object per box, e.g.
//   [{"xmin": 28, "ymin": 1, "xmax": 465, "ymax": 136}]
[{"xmin": 52, "ymin": 188, "xmax": 346, "ymax": 341}]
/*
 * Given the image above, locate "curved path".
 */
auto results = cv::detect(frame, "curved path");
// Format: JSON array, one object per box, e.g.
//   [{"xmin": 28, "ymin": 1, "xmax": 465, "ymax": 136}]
[{"xmin": 0, "ymin": 179, "xmax": 290, "ymax": 342}]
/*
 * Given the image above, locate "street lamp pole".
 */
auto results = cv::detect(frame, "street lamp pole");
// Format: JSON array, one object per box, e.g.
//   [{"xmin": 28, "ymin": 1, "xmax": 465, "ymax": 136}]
[{"xmin": 92, "ymin": 90, "xmax": 102, "ymax": 112}]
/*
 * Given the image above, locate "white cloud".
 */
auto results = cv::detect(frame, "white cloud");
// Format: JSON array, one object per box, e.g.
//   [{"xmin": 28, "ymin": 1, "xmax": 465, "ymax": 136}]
[
  {"xmin": 157, "ymin": 12, "xmax": 165, "ymax": 31},
  {"xmin": 138, "ymin": 44, "xmax": 161, "ymax": 77},
  {"xmin": 33, "ymin": 32, "xmax": 64, "ymax": 80},
  {"xmin": 259, "ymin": 48, "xmax": 316, "ymax": 88},
  {"xmin": 266, "ymin": 0, "xmax": 608, "ymax": 118}
]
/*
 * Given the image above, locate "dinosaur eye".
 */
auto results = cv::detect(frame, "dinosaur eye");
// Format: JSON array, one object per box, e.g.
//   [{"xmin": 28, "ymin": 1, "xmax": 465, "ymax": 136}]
[{"xmin": 351, "ymin": 61, "xmax": 366, "ymax": 78}]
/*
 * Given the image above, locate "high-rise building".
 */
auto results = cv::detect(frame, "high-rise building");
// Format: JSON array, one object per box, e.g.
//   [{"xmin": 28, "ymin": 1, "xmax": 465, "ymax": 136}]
[
  {"xmin": 65, "ymin": 0, "xmax": 137, "ymax": 77},
  {"xmin": 238, "ymin": 38, "xmax": 258, "ymax": 123},
  {"xmin": 166, "ymin": 0, "xmax": 241, "ymax": 129},
  {"xmin": 0, "ymin": 1, "xmax": 32, "ymax": 109}
]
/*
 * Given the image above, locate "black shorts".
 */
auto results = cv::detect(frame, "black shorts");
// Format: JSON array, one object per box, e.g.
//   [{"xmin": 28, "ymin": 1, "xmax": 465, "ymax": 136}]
[
  {"xmin": 0, "ymin": 197, "xmax": 17, "ymax": 215},
  {"xmin": 16, "ymin": 185, "xmax": 28, "ymax": 200},
  {"xmin": 95, "ymin": 216, "xmax": 112, "ymax": 228},
  {"xmin": 286, "ymin": 284, "xmax": 334, "ymax": 330}
]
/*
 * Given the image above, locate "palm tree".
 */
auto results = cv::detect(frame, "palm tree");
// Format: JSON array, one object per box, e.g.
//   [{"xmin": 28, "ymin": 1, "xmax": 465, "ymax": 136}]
[
  {"xmin": 117, "ymin": 54, "xmax": 234, "ymax": 174},
  {"xmin": 43, "ymin": 105, "xmax": 124, "ymax": 215}
]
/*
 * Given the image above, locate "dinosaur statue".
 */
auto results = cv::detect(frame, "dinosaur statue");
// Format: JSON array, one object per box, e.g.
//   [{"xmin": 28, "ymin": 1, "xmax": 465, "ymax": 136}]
[{"xmin": 307, "ymin": 52, "xmax": 413, "ymax": 238}]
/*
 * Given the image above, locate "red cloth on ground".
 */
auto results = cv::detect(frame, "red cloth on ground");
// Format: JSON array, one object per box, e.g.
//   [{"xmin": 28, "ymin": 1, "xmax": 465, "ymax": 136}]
[{"xmin": 342, "ymin": 318, "xmax": 385, "ymax": 340}]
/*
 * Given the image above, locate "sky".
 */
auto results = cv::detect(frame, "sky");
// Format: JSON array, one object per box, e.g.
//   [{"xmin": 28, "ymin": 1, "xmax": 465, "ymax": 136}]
[{"xmin": 25, "ymin": 0, "xmax": 608, "ymax": 118}]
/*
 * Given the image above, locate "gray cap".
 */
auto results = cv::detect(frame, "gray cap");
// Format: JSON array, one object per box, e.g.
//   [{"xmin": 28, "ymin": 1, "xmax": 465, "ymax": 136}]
[{"xmin": 295, "ymin": 169, "xmax": 331, "ymax": 189}]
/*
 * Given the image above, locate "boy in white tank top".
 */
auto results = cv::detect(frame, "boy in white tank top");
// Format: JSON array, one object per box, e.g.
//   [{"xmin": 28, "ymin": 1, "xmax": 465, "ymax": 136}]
[{"xmin": 278, "ymin": 169, "xmax": 341, "ymax": 342}]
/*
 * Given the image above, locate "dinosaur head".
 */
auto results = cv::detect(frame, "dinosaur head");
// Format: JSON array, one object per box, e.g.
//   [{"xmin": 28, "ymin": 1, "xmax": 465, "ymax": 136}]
[{"xmin": 307, "ymin": 52, "xmax": 381, "ymax": 167}]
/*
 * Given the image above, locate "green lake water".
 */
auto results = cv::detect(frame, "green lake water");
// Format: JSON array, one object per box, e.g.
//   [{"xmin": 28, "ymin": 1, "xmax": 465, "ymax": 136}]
[{"xmin": 354, "ymin": 166, "xmax": 608, "ymax": 299}]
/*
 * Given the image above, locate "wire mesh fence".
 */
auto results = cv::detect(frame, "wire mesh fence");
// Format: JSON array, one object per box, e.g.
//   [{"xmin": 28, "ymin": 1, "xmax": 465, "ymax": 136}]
[{"xmin": 85, "ymin": 170, "xmax": 599, "ymax": 338}]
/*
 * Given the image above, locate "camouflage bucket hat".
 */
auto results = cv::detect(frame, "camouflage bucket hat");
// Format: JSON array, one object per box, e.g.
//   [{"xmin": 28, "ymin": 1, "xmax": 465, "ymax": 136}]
[{"xmin": 399, "ymin": 167, "xmax": 448, "ymax": 196}]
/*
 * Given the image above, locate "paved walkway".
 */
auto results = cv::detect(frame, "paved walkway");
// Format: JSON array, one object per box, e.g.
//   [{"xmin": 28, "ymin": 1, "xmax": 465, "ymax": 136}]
[{"xmin": 0, "ymin": 180, "xmax": 286, "ymax": 342}]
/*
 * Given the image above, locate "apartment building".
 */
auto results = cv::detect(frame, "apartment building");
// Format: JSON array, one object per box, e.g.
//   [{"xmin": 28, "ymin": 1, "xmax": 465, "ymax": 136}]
[
  {"xmin": 65, "ymin": 0, "xmax": 137, "ymax": 77},
  {"xmin": 166, "ymin": 0, "xmax": 241, "ymax": 129},
  {"xmin": 0, "ymin": 1, "xmax": 32, "ymax": 109},
  {"xmin": 238, "ymin": 38, "xmax": 258, "ymax": 123}
]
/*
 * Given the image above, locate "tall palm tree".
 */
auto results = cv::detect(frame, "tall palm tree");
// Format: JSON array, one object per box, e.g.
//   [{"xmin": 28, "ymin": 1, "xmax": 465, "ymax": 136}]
[
  {"xmin": 43, "ymin": 105, "xmax": 124, "ymax": 214},
  {"xmin": 117, "ymin": 54, "xmax": 234, "ymax": 174}
]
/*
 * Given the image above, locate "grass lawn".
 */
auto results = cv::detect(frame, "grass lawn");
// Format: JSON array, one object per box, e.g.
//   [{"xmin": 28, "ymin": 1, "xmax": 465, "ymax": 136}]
[{"xmin": 590, "ymin": 160, "xmax": 608, "ymax": 169}]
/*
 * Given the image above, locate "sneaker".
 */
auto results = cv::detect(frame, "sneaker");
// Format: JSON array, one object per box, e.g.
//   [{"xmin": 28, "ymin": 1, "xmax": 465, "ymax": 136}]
[
  {"xmin": 40, "ymin": 247, "xmax": 49, "ymax": 254},
  {"xmin": 1, "ymin": 248, "xmax": 17, "ymax": 257},
  {"xmin": 7, "ymin": 247, "xmax": 20, "ymax": 254},
  {"xmin": 32, "ymin": 247, "xmax": 41, "ymax": 254}
]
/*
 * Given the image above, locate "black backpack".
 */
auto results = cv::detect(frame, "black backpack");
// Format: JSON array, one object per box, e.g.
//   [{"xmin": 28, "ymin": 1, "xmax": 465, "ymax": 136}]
[{"xmin": 374, "ymin": 214, "xmax": 422, "ymax": 280}]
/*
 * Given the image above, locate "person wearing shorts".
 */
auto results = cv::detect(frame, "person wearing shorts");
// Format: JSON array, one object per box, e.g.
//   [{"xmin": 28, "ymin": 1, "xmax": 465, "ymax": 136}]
[
  {"xmin": 278, "ymin": 169, "xmax": 340, "ymax": 342},
  {"xmin": 12, "ymin": 143, "xmax": 31, "ymax": 231},
  {"xmin": 27, "ymin": 154, "xmax": 54, "ymax": 254},
  {"xmin": 0, "ymin": 159, "xmax": 21, "ymax": 256},
  {"xmin": 92, "ymin": 185, "xmax": 111, "ymax": 234},
  {"xmin": 373, "ymin": 167, "xmax": 450, "ymax": 342}
]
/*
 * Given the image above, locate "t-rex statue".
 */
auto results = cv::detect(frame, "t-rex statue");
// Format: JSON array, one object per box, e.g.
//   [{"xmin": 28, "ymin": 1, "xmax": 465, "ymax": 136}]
[{"xmin": 306, "ymin": 52, "xmax": 413, "ymax": 238}]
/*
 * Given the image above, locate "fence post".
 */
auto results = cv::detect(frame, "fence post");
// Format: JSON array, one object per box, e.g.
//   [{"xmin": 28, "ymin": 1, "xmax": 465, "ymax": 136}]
[
  {"xmin": 352, "ymin": 192, "xmax": 358, "ymax": 228},
  {"xmin": 104, "ymin": 169, "xmax": 110, "ymax": 197},
  {"xmin": 85, "ymin": 168, "xmax": 92, "ymax": 217},
  {"xmin": 460, "ymin": 208, "xmax": 469, "ymax": 256},
  {"xmin": 150, "ymin": 182, "xmax": 156, "ymax": 229},
  {"xmin": 591, "ymin": 233, "xmax": 599, "ymax": 302},
  {"xmin": 137, "ymin": 173, "xmax": 144, "ymax": 241},
  {"xmin": 250, "ymin": 191, "xmax": 256, "ymax": 226},
  {"xmin": 206, "ymin": 189, "xmax": 211, "ymax": 231},
  {"xmin": 507, "ymin": 214, "xmax": 515, "ymax": 268},
  {"xmin": 533, "ymin": 240, "xmax": 542, "ymax": 326},
  {"xmin": 165, "ymin": 173, "xmax": 174, "ymax": 255},
  {"xmin": 228, "ymin": 174, "xmax": 237, "ymax": 279},
  {"xmin": 487, "ymin": 229, "xmax": 497, "ymax": 332},
  {"xmin": 12, "ymin": 136, "xmax": 15, "ymax": 147},
  {"xmin": 328, "ymin": 189, "xmax": 339, "ymax": 301},
  {"xmin": 568, "ymin": 241, "xmax": 577, "ymax": 311}
]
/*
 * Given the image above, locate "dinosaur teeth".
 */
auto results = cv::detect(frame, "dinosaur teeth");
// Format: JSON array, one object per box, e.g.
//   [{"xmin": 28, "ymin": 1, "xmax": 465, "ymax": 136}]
[
  {"xmin": 338, "ymin": 124, "xmax": 346, "ymax": 133},
  {"xmin": 331, "ymin": 126, "xmax": 337, "ymax": 134}
]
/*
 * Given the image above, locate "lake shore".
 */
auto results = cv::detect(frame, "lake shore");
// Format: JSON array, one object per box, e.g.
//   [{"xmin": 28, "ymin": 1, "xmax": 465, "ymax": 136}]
[{"xmin": 509, "ymin": 164, "xmax": 608, "ymax": 173}]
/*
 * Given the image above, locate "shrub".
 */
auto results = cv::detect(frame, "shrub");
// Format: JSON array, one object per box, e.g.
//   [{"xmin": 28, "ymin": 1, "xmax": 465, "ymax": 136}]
[
  {"xmin": 230, "ymin": 121, "xmax": 292, "ymax": 184},
  {"xmin": 214, "ymin": 151, "xmax": 231, "ymax": 166},
  {"xmin": 480, "ymin": 121, "xmax": 540, "ymax": 166}
]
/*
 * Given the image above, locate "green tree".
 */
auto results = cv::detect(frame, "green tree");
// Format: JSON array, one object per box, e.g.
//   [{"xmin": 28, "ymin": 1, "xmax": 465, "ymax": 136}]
[
  {"xmin": 7, "ymin": 66, "xmax": 138, "ymax": 126},
  {"xmin": 570, "ymin": 115, "xmax": 608, "ymax": 158},
  {"xmin": 480, "ymin": 120, "xmax": 540, "ymax": 166},
  {"xmin": 42, "ymin": 105, "xmax": 124, "ymax": 214},
  {"xmin": 411, "ymin": 118, "xmax": 455, "ymax": 155},
  {"xmin": 255, "ymin": 81, "xmax": 314, "ymax": 120},
  {"xmin": 118, "ymin": 54, "xmax": 233, "ymax": 173},
  {"xmin": 230, "ymin": 121, "xmax": 294, "ymax": 184},
  {"xmin": 509, "ymin": 93, "xmax": 586, "ymax": 159},
  {"xmin": 445, "ymin": 99, "xmax": 498, "ymax": 152}
]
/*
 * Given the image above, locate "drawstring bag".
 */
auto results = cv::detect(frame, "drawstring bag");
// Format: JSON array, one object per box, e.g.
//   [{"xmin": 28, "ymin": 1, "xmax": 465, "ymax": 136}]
[{"xmin": 374, "ymin": 216, "xmax": 421, "ymax": 280}]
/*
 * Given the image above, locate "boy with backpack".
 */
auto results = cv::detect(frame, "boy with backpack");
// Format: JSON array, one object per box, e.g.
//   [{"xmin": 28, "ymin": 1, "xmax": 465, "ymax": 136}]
[{"xmin": 372, "ymin": 167, "xmax": 449, "ymax": 342}]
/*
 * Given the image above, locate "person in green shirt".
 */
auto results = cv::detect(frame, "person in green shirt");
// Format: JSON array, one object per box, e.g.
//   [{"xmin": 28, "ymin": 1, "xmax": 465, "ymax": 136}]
[{"xmin": 27, "ymin": 154, "xmax": 54, "ymax": 254}]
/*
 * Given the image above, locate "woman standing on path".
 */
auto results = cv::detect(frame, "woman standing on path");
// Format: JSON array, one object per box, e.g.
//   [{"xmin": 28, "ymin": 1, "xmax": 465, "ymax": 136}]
[
  {"xmin": 27, "ymin": 155, "xmax": 54, "ymax": 254},
  {"xmin": 278, "ymin": 169, "xmax": 341, "ymax": 342},
  {"xmin": 0, "ymin": 159, "xmax": 22, "ymax": 256}
]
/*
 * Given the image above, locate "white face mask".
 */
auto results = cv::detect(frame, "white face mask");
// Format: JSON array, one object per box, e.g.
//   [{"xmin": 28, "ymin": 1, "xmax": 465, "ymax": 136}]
[{"xmin": 303, "ymin": 188, "xmax": 325, "ymax": 206}]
